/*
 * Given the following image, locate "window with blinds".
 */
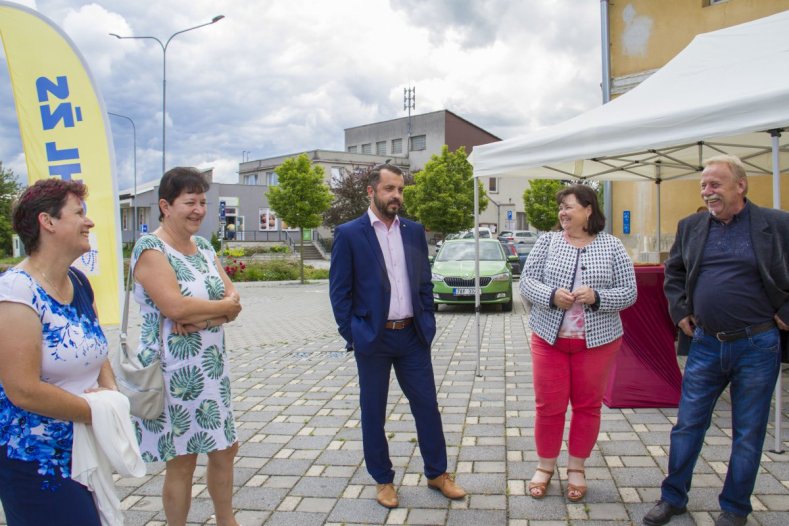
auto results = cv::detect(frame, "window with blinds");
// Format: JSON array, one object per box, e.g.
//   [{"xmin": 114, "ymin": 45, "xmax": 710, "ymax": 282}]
[{"xmin": 410, "ymin": 135, "xmax": 426, "ymax": 151}]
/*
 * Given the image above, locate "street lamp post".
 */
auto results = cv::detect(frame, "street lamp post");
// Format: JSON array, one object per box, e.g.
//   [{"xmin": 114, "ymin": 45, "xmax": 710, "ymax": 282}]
[
  {"xmin": 108, "ymin": 112, "xmax": 137, "ymax": 241},
  {"xmin": 110, "ymin": 15, "xmax": 225, "ymax": 176}
]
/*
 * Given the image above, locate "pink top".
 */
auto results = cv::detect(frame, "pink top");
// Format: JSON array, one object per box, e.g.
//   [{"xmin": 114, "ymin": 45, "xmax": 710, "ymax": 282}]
[
  {"xmin": 368, "ymin": 208, "xmax": 414, "ymax": 320},
  {"xmin": 558, "ymin": 255, "xmax": 586, "ymax": 339}
]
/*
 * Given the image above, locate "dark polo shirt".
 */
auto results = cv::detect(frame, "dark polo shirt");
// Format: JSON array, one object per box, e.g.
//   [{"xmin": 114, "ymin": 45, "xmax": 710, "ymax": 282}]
[{"xmin": 692, "ymin": 201, "xmax": 774, "ymax": 334}]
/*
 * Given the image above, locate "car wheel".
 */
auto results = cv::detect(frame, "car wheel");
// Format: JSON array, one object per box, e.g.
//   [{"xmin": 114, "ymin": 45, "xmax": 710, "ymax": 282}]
[{"xmin": 502, "ymin": 300, "xmax": 513, "ymax": 312}]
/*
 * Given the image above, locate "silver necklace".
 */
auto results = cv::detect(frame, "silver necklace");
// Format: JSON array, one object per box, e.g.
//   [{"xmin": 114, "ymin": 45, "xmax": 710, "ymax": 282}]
[{"xmin": 28, "ymin": 260, "xmax": 70, "ymax": 302}]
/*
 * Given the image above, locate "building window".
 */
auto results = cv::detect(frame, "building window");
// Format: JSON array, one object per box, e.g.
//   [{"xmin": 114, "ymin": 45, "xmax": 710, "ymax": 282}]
[
  {"xmin": 391, "ymin": 138, "xmax": 402, "ymax": 154},
  {"xmin": 137, "ymin": 208, "xmax": 147, "ymax": 230},
  {"xmin": 488, "ymin": 177, "xmax": 498, "ymax": 193},
  {"xmin": 410, "ymin": 135, "xmax": 426, "ymax": 151},
  {"xmin": 267, "ymin": 172, "xmax": 278, "ymax": 186},
  {"xmin": 347, "ymin": 145, "xmax": 357, "ymax": 153},
  {"xmin": 121, "ymin": 208, "xmax": 129, "ymax": 230},
  {"xmin": 361, "ymin": 143, "xmax": 372, "ymax": 154},
  {"xmin": 243, "ymin": 173, "xmax": 259, "ymax": 185},
  {"xmin": 376, "ymin": 141, "xmax": 386, "ymax": 156}
]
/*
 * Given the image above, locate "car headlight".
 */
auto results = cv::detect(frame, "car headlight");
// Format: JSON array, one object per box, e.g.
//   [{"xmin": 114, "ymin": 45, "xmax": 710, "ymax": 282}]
[
  {"xmin": 490, "ymin": 272, "xmax": 511, "ymax": 282},
  {"xmin": 431, "ymin": 272, "xmax": 444, "ymax": 281}
]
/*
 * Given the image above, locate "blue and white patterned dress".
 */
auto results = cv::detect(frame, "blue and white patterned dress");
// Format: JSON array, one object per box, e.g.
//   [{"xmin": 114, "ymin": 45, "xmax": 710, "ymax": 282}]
[
  {"xmin": 130, "ymin": 234, "xmax": 236, "ymax": 462},
  {"xmin": 0, "ymin": 267, "xmax": 108, "ymax": 483}
]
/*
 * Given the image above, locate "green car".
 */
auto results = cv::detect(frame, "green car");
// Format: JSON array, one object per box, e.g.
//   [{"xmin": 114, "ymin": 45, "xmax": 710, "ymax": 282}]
[{"xmin": 430, "ymin": 239, "xmax": 515, "ymax": 312}]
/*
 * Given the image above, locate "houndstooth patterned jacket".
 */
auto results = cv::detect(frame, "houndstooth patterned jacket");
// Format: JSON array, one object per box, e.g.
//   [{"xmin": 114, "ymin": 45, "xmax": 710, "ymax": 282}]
[{"xmin": 519, "ymin": 231, "xmax": 637, "ymax": 348}]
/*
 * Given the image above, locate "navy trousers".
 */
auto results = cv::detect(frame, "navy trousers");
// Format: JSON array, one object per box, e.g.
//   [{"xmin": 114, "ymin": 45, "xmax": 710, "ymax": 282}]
[{"xmin": 354, "ymin": 325, "xmax": 447, "ymax": 483}]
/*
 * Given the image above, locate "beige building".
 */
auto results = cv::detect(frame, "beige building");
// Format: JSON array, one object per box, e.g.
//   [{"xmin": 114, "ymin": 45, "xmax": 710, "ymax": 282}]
[{"xmin": 607, "ymin": 0, "xmax": 789, "ymax": 252}]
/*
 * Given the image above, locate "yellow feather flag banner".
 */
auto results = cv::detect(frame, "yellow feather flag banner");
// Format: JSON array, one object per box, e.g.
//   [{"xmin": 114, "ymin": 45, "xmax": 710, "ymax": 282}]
[{"xmin": 0, "ymin": 1, "xmax": 122, "ymax": 324}]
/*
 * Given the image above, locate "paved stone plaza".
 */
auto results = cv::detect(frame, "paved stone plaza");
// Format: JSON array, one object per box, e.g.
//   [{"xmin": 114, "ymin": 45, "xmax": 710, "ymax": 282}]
[{"xmin": 6, "ymin": 279, "xmax": 788, "ymax": 525}]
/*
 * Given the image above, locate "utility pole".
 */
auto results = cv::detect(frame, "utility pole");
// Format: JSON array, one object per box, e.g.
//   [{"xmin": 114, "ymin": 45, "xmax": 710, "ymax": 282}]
[{"xmin": 404, "ymin": 86, "xmax": 415, "ymax": 157}]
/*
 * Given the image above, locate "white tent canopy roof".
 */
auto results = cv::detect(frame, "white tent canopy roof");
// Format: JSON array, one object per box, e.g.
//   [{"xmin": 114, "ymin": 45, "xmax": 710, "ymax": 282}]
[{"xmin": 469, "ymin": 10, "xmax": 789, "ymax": 182}]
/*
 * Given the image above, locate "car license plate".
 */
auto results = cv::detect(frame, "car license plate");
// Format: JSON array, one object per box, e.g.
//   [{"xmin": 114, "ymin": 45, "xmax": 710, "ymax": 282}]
[{"xmin": 453, "ymin": 287, "xmax": 476, "ymax": 296}]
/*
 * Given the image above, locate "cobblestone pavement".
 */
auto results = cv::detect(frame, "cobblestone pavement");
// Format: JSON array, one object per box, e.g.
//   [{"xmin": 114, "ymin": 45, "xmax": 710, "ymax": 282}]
[{"xmin": 6, "ymin": 280, "xmax": 789, "ymax": 525}]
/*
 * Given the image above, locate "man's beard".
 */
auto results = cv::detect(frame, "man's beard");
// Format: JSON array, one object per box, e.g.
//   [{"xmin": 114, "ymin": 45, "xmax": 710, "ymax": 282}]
[{"xmin": 374, "ymin": 193, "xmax": 401, "ymax": 219}]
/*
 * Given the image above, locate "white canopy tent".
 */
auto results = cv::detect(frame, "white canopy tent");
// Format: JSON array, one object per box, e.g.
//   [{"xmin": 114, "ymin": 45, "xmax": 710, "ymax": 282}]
[{"xmin": 468, "ymin": 11, "xmax": 789, "ymax": 450}]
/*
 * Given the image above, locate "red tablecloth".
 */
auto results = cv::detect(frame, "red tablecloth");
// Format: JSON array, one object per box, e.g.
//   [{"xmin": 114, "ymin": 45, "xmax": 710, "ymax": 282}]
[{"xmin": 603, "ymin": 265, "xmax": 682, "ymax": 408}]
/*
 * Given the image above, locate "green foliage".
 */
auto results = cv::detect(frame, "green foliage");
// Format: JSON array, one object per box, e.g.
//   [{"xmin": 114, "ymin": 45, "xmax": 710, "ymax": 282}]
[
  {"xmin": 221, "ymin": 247, "xmax": 245, "ymax": 257},
  {"xmin": 268, "ymin": 245, "xmax": 290, "ymax": 254},
  {"xmin": 267, "ymin": 154, "xmax": 333, "ymax": 230},
  {"xmin": 0, "ymin": 163, "xmax": 22, "ymax": 257},
  {"xmin": 267, "ymin": 154, "xmax": 332, "ymax": 283},
  {"xmin": 210, "ymin": 232, "xmax": 221, "ymax": 252},
  {"xmin": 224, "ymin": 259, "xmax": 328, "ymax": 282},
  {"xmin": 403, "ymin": 145, "xmax": 487, "ymax": 234},
  {"xmin": 523, "ymin": 180, "xmax": 565, "ymax": 232}
]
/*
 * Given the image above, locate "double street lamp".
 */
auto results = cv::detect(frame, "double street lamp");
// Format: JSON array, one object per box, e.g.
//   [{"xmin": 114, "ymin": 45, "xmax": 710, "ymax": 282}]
[
  {"xmin": 108, "ymin": 112, "xmax": 137, "ymax": 239},
  {"xmin": 110, "ymin": 15, "xmax": 225, "ymax": 175}
]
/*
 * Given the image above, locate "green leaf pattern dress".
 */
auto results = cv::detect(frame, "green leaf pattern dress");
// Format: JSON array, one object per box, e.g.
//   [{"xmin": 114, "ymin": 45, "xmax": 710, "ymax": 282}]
[{"xmin": 130, "ymin": 234, "xmax": 236, "ymax": 462}]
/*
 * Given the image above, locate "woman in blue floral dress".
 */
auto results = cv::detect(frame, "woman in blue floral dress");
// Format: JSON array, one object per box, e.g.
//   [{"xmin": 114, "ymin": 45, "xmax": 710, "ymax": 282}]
[
  {"xmin": 0, "ymin": 179, "xmax": 116, "ymax": 525},
  {"xmin": 131, "ymin": 167, "xmax": 242, "ymax": 526}
]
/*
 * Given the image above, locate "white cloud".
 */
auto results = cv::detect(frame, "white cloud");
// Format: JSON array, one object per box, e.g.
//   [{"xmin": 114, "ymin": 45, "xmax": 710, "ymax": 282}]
[{"xmin": 0, "ymin": 0, "xmax": 602, "ymax": 190}]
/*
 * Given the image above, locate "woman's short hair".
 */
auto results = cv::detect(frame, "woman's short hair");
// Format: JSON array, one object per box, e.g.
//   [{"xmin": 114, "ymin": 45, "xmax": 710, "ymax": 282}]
[
  {"xmin": 158, "ymin": 167, "xmax": 210, "ymax": 220},
  {"xmin": 556, "ymin": 184, "xmax": 606, "ymax": 235},
  {"xmin": 13, "ymin": 178, "xmax": 88, "ymax": 254}
]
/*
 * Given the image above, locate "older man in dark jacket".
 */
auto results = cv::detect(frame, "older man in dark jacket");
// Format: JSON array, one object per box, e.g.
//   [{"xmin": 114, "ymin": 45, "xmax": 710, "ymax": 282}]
[{"xmin": 643, "ymin": 155, "xmax": 789, "ymax": 526}]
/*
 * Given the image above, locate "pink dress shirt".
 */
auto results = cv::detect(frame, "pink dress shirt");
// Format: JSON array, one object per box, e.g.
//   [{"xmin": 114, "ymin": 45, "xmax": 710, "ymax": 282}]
[{"xmin": 367, "ymin": 208, "xmax": 414, "ymax": 320}]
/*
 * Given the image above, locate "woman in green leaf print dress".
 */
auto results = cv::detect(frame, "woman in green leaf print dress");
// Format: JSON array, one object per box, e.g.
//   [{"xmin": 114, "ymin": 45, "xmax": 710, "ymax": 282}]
[{"xmin": 131, "ymin": 167, "xmax": 243, "ymax": 526}]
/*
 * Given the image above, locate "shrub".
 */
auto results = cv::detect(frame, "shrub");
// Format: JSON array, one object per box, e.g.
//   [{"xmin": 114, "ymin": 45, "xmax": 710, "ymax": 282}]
[
  {"xmin": 224, "ymin": 259, "xmax": 246, "ymax": 279},
  {"xmin": 210, "ymin": 232, "xmax": 221, "ymax": 252},
  {"xmin": 224, "ymin": 259, "xmax": 327, "ymax": 282},
  {"xmin": 269, "ymin": 245, "xmax": 290, "ymax": 254},
  {"xmin": 222, "ymin": 247, "xmax": 245, "ymax": 257}
]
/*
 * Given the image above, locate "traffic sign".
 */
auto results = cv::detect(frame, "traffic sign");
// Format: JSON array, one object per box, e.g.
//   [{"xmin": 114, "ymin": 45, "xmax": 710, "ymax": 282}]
[
  {"xmin": 507, "ymin": 210, "xmax": 513, "ymax": 221},
  {"xmin": 623, "ymin": 210, "xmax": 631, "ymax": 234},
  {"xmin": 219, "ymin": 200, "xmax": 226, "ymax": 220},
  {"xmin": 140, "ymin": 224, "xmax": 148, "ymax": 233}
]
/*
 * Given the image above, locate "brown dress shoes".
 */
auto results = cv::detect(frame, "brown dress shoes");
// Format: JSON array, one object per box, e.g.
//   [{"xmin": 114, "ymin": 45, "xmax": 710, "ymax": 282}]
[
  {"xmin": 376, "ymin": 483, "xmax": 399, "ymax": 508},
  {"xmin": 427, "ymin": 473, "xmax": 467, "ymax": 499}
]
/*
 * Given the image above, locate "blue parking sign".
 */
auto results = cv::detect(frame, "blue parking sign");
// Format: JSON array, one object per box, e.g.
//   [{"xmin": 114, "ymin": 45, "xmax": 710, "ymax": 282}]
[
  {"xmin": 623, "ymin": 211, "xmax": 630, "ymax": 234},
  {"xmin": 507, "ymin": 210, "xmax": 513, "ymax": 221},
  {"xmin": 219, "ymin": 200, "xmax": 226, "ymax": 220},
  {"xmin": 140, "ymin": 224, "xmax": 148, "ymax": 233}
]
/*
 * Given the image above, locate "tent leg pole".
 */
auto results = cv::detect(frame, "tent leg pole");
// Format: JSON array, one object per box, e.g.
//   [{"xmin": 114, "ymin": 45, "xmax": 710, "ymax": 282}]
[
  {"xmin": 770, "ymin": 130, "xmax": 784, "ymax": 454},
  {"xmin": 474, "ymin": 178, "xmax": 481, "ymax": 378}
]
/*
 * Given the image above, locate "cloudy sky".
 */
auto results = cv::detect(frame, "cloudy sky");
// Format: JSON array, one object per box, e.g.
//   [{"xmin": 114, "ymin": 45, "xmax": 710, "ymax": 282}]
[{"xmin": 0, "ymin": 0, "xmax": 603, "ymax": 190}]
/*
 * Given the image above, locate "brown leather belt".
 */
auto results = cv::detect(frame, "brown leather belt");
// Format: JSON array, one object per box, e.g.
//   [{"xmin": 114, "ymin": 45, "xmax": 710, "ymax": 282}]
[
  {"xmin": 384, "ymin": 318, "xmax": 413, "ymax": 330},
  {"xmin": 711, "ymin": 321, "xmax": 776, "ymax": 342}
]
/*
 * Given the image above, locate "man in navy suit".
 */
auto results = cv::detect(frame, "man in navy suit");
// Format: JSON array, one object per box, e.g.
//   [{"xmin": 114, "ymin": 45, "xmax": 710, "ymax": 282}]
[{"xmin": 329, "ymin": 164, "xmax": 466, "ymax": 508}]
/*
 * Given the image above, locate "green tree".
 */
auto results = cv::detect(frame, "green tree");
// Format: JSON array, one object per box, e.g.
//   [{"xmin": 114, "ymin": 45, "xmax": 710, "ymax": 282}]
[
  {"xmin": 267, "ymin": 154, "xmax": 332, "ymax": 283},
  {"xmin": 522, "ymin": 179, "xmax": 564, "ymax": 232},
  {"xmin": 0, "ymin": 163, "xmax": 22, "ymax": 257},
  {"xmin": 403, "ymin": 145, "xmax": 487, "ymax": 234}
]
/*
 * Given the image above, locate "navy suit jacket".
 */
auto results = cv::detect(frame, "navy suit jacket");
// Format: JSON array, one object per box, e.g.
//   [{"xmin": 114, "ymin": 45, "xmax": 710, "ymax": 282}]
[{"xmin": 329, "ymin": 213, "xmax": 436, "ymax": 355}]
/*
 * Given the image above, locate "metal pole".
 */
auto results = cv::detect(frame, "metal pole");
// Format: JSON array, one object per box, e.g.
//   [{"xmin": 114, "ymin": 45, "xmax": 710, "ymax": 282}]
[
  {"xmin": 108, "ymin": 112, "xmax": 137, "ymax": 241},
  {"xmin": 109, "ymin": 15, "xmax": 224, "ymax": 177},
  {"xmin": 770, "ymin": 129, "xmax": 784, "ymax": 454},
  {"xmin": 474, "ymin": 179, "xmax": 481, "ymax": 377},
  {"xmin": 600, "ymin": 0, "xmax": 613, "ymax": 233}
]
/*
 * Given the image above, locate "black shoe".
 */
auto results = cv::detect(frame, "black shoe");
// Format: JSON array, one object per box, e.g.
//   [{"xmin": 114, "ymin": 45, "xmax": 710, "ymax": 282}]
[
  {"xmin": 714, "ymin": 511, "xmax": 747, "ymax": 526},
  {"xmin": 643, "ymin": 500, "xmax": 688, "ymax": 526}
]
